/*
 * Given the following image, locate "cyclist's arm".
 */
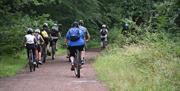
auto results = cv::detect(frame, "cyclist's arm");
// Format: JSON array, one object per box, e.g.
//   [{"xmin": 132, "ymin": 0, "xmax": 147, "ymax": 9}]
[
  {"xmin": 58, "ymin": 32, "xmax": 61, "ymax": 38},
  {"xmin": 65, "ymin": 31, "xmax": 70, "ymax": 45},
  {"xmin": 34, "ymin": 36, "xmax": 37, "ymax": 44},
  {"xmin": 40, "ymin": 35, "xmax": 45, "ymax": 44},
  {"xmin": 86, "ymin": 31, "xmax": 90, "ymax": 41}
]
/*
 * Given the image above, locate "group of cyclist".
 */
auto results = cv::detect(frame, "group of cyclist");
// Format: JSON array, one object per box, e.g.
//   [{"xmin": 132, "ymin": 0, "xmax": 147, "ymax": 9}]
[
  {"xmin": 23, "ymin": 19, "xmax": 109, "ymax": 71},
  {"xmin": 23, "ymin": 23, "xmax": 61, "ymax": 67}
]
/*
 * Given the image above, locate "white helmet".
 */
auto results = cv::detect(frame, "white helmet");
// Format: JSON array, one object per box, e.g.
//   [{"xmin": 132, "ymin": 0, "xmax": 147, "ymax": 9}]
[
  {"xmin": 53, "ymin": 23, "xmax": 57, "ymax": 26},
  {"xmin": 35, "ymin": 29, "xmax": 40, "ymax": 33},
  {"xmin": 102, "ymin": 24, "xmax": 106, "ymax": 28}
]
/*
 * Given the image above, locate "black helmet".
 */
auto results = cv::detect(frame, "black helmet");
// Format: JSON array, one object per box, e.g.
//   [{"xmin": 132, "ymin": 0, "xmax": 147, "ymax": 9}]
[
  {"xmin": 27, "ymin": 28, "xmax": 33, "ymax": 34},
  {"xmin": 43, "ymin": 23, "xmax": 48, "ymax": 28},
  {"xmin": 72, "ymin": 21, "xmax": 79, "ymax": 27}
]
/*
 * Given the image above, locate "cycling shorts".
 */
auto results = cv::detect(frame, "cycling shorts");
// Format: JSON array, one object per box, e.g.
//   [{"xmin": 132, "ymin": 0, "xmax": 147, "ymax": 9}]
[
  {"xmin": 50, "ymin": 39, "xmax": 58, "ymax": 46},
  {"xmin": 43, "ymin": 37, "xmax": 49, "ymax": 45},
  {"xmin": 36, "ymin": 44, "xmax": 42, "ymax": 52},
  {"xmin": 68, "ymin": 45, "xmax": 84, "ymax": 57}
]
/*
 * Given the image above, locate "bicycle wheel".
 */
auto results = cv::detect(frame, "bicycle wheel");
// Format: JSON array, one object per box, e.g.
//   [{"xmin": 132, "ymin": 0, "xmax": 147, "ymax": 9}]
[
  {"xmin": 74, "ymin": 49, "xmax": 81, "ymax": 78},
  {"xmin": 29, "ymin": 50, "xmax": 34, "ymax": 72}
]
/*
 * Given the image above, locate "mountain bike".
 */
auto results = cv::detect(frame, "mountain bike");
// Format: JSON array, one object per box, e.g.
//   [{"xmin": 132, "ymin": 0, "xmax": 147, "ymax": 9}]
[
  {"xmin": 73, "ymin": 49, "xmax": 81, "ymax": 78},
  {"xmin": 28, "ymin": 49, "xmax": 36, "ymax": 72}
]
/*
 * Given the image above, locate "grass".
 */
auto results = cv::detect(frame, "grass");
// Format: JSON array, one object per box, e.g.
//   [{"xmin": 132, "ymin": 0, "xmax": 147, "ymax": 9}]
[
  {"xmin": 86, "ymin": 39, "xmax": 100, "ymax": 48},
  {"xmin": 94, "ymin": 41, "xmax": 179, "ymax": 91},
  {"xmin": 0, "ymin": 51, "xmax": 27, "ymax": 78}
]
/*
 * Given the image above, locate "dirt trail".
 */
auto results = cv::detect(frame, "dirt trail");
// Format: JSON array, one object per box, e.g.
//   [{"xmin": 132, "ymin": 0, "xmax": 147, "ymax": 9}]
[{"xmin": 0, "ymin": 48, "xmax": 108, "ymax": 91}]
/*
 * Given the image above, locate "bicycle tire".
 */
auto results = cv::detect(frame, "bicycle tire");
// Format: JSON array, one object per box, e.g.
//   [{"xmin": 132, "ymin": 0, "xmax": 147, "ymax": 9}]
[
  {"xmin": 74, "ymin": 49, "xmax": 81, "ymax": 78},
  {"xmin": 29, "ymin": 50, "xmax": 35, "ymax": 72},
  {"xmin": 29, "ymin": 62, "xmax": 33, "ymax": 72}
]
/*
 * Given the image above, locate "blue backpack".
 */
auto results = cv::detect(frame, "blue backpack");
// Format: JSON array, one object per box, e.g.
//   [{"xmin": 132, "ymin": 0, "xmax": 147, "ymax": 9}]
[{"xmin": 69, "ymin": 28, "xmax": 80, "ymax": 41}]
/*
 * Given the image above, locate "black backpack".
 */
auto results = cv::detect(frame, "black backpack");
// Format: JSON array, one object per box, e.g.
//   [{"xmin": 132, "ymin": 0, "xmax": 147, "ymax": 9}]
[
  {"xmin": 69, "ymin": 28, "xmax": 80, "ymax": 41},
  {"xmin": 100, "ymin": 29, "xmax": 107, "ymax": 36}
]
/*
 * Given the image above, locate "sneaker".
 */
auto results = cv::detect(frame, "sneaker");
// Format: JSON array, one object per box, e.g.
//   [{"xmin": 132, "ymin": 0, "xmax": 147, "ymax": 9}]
[
  {"xmin": 38, "ymin": 61, "xmax": 43, "ymax": 65},
  {"xmin": 81, "ymin": 60, "xmax": 85, "ymax": 65},
  {"xmin": 33, "ymin": 62, "xmax": 37, "ymax": 65},
  {"xmin": 71, "ymin": 65, "xmax": 75, "ymax": 71}
]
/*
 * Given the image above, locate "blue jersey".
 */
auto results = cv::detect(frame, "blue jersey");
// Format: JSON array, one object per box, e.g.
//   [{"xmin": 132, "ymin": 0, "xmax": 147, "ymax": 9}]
[
  {"xmin": 79, "ymin": 25, "xmax": 87, "ymax": 34},
  {"xmin": 66, "ymin": 27, "xmax": 85, "ymax": 46}
]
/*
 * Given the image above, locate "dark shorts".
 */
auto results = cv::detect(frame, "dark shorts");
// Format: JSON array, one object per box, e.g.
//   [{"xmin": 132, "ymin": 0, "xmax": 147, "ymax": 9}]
[
  {"xmin": 68, "ymin": 45, "xmax": 84, "ymax": 57},
  {"xmin": 50, "ymin": 39, "xmax": 58, "ymax": 46},
  {"xmin": 26, "ymin": 44, "xmax": 36, "ymax": 61},
  {"xmin": 36, "ymin": 45, "xmax": 42, "ymax": 52},
  {"xmin": 43, "ymin": 38, "xmax": 49, "ymax": 45}
]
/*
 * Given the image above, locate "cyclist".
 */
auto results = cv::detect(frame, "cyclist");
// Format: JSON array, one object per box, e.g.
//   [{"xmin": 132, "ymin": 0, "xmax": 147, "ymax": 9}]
[
  {"xmin": 78, "ymin": 20, "xmax": 90, "ymax": 64},
  {"xmin": 65, "ymin": 21, "xmax": 85, "ymax": 71},
  {"xmin": 34, "ymin": 29, "xmax": 44, "ymax": 64},
  {"xmin": 100, "ymin": 24, "xmax": 108, "ymax": 49},
  {"xmin": 50, "ymin": 24, "xmax": 60, "ymax": 51},
  {"xmin": 41, "ymin": 23, "xmax": 50, "ymax": 46},
  {"xmin": 23, "ymin": 28, "xmax": 37, "ymax": 65},
  {"xmin": 41, "ymin": 23, "xmax": 50, "ymax": 62},
  {"xmin": 122, "ymin": 22, "xmax": 129, "ymax": 35}
]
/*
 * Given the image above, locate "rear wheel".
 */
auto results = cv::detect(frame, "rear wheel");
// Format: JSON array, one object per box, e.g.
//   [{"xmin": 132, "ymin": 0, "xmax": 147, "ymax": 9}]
[
  {"xmin": 29, "ymin": 50, "xmax": 35, "ymax": 72},
  {"xmin": 74, "ymin": 50, "xmax": 81, "ymax": 78},
  {"xmin": 29, "ymin": 62, "xmax": 33, "ymax": 72}
]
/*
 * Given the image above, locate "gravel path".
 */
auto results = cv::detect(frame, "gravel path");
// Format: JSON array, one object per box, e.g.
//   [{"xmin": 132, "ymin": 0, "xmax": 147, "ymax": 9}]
[{"xmin": 0, "ymin": 49, "xmax": 108, "ymax": 91}]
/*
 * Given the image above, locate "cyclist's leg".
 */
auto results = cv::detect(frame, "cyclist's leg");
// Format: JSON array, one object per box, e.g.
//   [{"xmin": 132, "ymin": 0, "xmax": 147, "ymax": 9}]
[
  {"xmin": 44, "ymin": 38, "xmax": 50, "ymax": 55},
  {"xmin": 32, "ymin": 44, "xmax": 36, "ymax": 64},
  {"xmin": 80, "ymin": 45, "xmax": 85, "ymax": 64},
  {"xmin": 100, "ymin": 38, "xmax": 103, "ymax": 48},
  {"xmin": 105, "ymin": 37, "xmax": 108, "ymax": 47},
  {"xmin": 35, "ymin": 45, "xmax": 39, "ymax": 61},
  {"xmin": 37, "ymin": 45, "xmax": 43, "ymax": 64},
  {"xmin": 26, "ymin": 44, "xmax": 30, "ymax": 59},
  {"xmin": 66, "ymin": 46, "xmax": 70, "ymax": 58},
  {"xmin": 54, "ymin": 39, "xmax": 58, "ymax": 51},
  {"xmin": 69, "ymin": 46, "xmax": 76, "ymax": 70}
]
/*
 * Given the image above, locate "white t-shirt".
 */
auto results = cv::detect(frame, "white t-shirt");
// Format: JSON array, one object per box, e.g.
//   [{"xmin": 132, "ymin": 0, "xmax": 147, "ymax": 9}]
[{"xmin": 25, "ymin": 34, "xmax": 35, "ymax": 44}]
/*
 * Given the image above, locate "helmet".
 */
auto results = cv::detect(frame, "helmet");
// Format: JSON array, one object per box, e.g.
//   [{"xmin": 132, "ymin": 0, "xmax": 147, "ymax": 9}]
[
  {"xmin": 102, "ymin": 24, "xmax": 106, "ymax": 28},
  {"xmin": 125, "ymin": 23, "xmax": 128, "ymax": 26},
  {"xmin": 79, "ymin": 20, "xmax": 84, "ymax": 25},
  {"xmin": 53, "ymin": 23, "xmax": 57, "ymax": 26},
  {"xmin": 52, "ymin": 26, "xmax": 58, "ymax": 31},
  {"xmin": 72, "ymin": 21, "xmax": 79, "ymax": 27},
  {"xmin": 43, "ymin": 23, "xmax": 48, "ymax": 27},
  {"xmin": 27, "ymin": 28, "xmax": 33, "ymax": 34},
  {"xmin": 35, "ymin": 29, "xmax": 40, "ymax": 33}
]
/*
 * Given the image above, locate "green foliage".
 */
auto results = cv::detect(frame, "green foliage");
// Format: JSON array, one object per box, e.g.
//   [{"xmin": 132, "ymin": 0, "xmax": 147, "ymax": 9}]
[
  {"xmin": 0, "ymin": 14, "xmax": 54, "ymax": 55},
  {"xmin": 94, "ymin": 0, "xmax": 180, "ymax": 91},
  {"xmin": 0, "ymin": 51, "xmax": 26, "ymax": 78},
  {"xmin": 94, "ymin": 36, "xmax": 179, "ymax": 91}
]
